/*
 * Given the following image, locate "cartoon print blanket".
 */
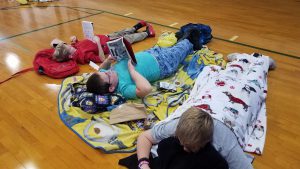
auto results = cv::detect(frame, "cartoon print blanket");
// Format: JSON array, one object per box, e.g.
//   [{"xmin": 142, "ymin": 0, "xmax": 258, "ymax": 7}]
[
  {"xmin": 58, "ymin": 74, "xmax": 144, "ymax": 153},
  {"xmin": 163, "ymin": 53, "xmax": 269, "ymax": 154},
  {"xmin": 57, "ymin": 46, "xmax": 226, "ymax": 153}
]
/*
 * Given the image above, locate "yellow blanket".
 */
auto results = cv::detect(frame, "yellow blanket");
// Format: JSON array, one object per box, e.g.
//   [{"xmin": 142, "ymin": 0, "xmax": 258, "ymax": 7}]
[{"xmin": 58, "ymin": 46, "xmax": 226, "ymax": 153}]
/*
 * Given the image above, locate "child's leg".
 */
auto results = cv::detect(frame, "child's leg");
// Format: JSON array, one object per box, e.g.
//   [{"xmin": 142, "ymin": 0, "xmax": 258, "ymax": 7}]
[
  {"xmin": 145, "ymin": 39, "xmax": 193, "ymax": 79},
  {"xmin": 107, "ymin": 27, "xmax": 136, "ymax": 40},
  {"xmin": 132, "ymin": 20, "xmax": 147, "ymax": 31},
  {"xmin": 123, "ymin": 32, "xmax": 148, "ymax": 44}
]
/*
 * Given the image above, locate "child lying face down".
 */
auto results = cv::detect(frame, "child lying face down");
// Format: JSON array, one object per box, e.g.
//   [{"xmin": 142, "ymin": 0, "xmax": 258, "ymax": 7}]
[
  {"xmin": 137, "ymin": 107, "xmax": 250, "ymax": 169},
  {"xmin": 136, "ymin": 53, "xmax": 276, "ymax": 169},
  {"xmin": 175, "ymin": 107, "xmax": 214, "ymax": 153},
  {"xmin": 51, "ymin": 20, "xmax": 155, "ymax": 64},
  {"xmin": 119, "ymin": 107, "xmax": 228, "ymax": 169}
]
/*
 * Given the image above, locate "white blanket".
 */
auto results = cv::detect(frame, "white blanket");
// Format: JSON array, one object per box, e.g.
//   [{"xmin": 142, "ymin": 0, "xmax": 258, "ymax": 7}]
[{"xmin": 165, "ymin": 53, "xmax": 269, "ymax": 154}]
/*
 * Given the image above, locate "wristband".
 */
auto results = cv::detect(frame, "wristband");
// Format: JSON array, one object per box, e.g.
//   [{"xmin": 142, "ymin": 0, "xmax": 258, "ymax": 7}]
[
  {"xmin": 138, "ymin": 157, "xmax": 149, "ymax": 163},
  {"xmin": 138, "ymin": 157, "xmax": 149, "ymax": 169},
  {"xmin": 138, "ymin": 161, "xmax": 149, "ymax": 169}
]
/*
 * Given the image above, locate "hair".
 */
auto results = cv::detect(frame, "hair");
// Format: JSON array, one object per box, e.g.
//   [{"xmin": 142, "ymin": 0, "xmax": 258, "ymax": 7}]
[
  {"xmin": 86, "ymin": 73, "xmax": 110, "ymax": 94},
  {"xmin": 175, "ymin": 106, "xmax": 214, "ymax": 152},
  {"xmin": 52, "ymin": 42, "xmax": 70, "ymax": 62}
]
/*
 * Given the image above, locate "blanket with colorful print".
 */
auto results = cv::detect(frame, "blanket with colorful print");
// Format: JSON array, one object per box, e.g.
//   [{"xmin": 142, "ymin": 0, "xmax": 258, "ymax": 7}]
[
  {"xmin": 57, "ymin": 46, "xmax": 225, "ymax": 153},
  {"xmin": 163, "ymin": 53, "xmax": 269, "ymax": 154}
]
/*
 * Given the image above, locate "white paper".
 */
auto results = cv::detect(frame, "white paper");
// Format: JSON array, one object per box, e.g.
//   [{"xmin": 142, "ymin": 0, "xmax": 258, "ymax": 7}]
[
  {"xmin": 89, "ymin": 61, "xmax": 100, "ymax": 70},
  {"xmin": 82, "ymin": 21, "xmax": 94, "ymax": 41}
]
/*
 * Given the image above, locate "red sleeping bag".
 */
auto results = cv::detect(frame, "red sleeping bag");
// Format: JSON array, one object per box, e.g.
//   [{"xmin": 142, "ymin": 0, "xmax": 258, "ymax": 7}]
[{"xmin": 33, "ymin": 48, "xmax": 79, "ymax": 79}]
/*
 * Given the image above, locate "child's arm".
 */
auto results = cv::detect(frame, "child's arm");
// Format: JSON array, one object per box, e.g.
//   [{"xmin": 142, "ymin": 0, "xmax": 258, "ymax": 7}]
[
  {"xmin": 137, "ymin": 130, "xmax": 154, "ymax": 169},
  {"xmin": 93, "ymin": 36, "xmax": 105, "ymax": 62},
  {"xmin": 127, "ymin": 60, "xmax": 152, "ymax": 98}
]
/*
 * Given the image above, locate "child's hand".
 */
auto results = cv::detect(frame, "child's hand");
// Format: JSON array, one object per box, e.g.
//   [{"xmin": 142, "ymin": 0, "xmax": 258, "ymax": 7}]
[
  {"xmin": 70, "ymin": 36, "xmax": 78, "ymax": 44},
  {"xmin": 106, "ymin": 55, "xmax": 116, "ymax": 62},
  {"xmin": 104, "ymin": 55, "xmax": 116, "ymax": 63},
  {"xmin": 127, "ymin": 59, "xmax": 135, "ymax": 71},
  {"xmin": 140, "ymin": 164, "xmax": 151, "ymax": 169}
]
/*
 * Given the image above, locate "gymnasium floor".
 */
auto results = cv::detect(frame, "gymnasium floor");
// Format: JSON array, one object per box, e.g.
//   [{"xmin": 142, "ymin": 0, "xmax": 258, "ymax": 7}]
[{"xmin": 0, "ymin": 0, "xmax": 299, "ymax": 168}]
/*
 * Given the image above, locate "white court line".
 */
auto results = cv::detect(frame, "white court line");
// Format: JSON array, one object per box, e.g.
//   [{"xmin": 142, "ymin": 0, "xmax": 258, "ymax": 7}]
[
  {"xmin": 169, "ymin": 22, "xmax": 178, "ymax": 27},
  {"xmin": 124, "ymin": 12, "xmax": 133, "ymax": 16},
  {"xmin": 229, "ymin": 35, "xmax": 239, "ymax": 41}
]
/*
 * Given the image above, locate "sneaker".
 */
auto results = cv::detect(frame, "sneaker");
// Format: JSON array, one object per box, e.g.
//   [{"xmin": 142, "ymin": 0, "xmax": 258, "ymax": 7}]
[
  {"xmin": 187, "ymin": 28, "xmax": 202, "ymax": 50},
  {"xmin": 176, "ymin": 29, "xmax": 190, "ymax": 42},
  {"xmin": 145, "ymin": 24, "xmax": 155, "ymax": 37},
  {"xmin": 133, "ymin": 20, "xmax": 147, "ymax": 31},
  {"xmin": 175, "ymin": 31, "xmax": 184, "ymax": 40}
]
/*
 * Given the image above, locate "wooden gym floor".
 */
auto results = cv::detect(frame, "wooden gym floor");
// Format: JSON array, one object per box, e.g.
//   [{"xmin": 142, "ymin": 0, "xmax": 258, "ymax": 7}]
[{"xmin": 0, "ymin": 0, "xmax": 299, "ymax": 168}]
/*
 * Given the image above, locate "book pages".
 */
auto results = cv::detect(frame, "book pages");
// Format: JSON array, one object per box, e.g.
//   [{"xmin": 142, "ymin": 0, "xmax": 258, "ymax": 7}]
[
  {"xmin": 82, "ymin": 21, "xmax": 94, "ymax": 41},
  {"xmin": 107, "ymin": 37, "xmax": 137, "ymax": 64}
]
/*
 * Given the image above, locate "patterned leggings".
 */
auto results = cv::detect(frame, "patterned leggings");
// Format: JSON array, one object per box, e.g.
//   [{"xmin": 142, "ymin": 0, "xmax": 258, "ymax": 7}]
[{"xmin": 145, "ymin": 39, "xmax": 193, "ymax": 78}]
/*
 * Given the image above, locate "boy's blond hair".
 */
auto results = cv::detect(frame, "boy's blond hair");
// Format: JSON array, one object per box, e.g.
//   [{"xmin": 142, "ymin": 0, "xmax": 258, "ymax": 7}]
[
  {"xmin": 175, "ymin": 106, "xmax": 213, "ymax": 152},
  {"xmin": 52, "ymin": 43, "xmax": 70, "ymax": 62}
]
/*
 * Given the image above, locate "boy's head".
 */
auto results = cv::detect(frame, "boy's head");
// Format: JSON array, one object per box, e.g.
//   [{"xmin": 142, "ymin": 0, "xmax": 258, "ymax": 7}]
[
  {"xmin": 52, "ymin": 42, "xmax": 73, "ymax": 62},
  {"xmin": 86, "ymin": 71, "xmax": 118, "ymax": 95},
  {"xmin": 175, "ymin": 106, "xmax": 213, "ymax": 153}
]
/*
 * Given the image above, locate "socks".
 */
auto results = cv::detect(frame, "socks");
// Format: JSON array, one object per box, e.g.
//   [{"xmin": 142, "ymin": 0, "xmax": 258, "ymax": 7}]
[{"xmin": 133, "ymin": 20, "xmax": 147, "ymax": 31}]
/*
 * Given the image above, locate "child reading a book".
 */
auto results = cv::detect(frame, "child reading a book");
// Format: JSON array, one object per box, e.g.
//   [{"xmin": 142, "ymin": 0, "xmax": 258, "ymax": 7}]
[
  {"xmin": 86, "ymin": 28, "xmax": 202, "ymax": 99},
  {"xmin": 51, "ymin": 21, "xmax": 155, "ymax": 64}
]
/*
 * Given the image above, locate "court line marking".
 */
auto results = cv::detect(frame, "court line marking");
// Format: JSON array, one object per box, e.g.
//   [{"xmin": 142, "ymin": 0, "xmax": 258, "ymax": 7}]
[
  {"xmin": 169, "ymin": 22, "xmax": 178, "ymax": 27},
  {"xmin": 229, "ymin": 35, "xmax": 239, "ymax": 41},
  {"xmin": 0, "ymin": 11, "xmax": 104, "ymax": 41},
  {"xmin": 124, "ymin": 12, "xmax": 133, "ymax": 16},
  {"xmin": 0, "ymin": 5, "xmax": 299, "ymax": 59}
]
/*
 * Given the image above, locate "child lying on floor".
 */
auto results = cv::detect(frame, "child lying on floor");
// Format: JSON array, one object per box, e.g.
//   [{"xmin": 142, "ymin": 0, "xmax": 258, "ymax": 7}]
[
  {"xmin": 51, "ymin": 20, "xmax": 155, "ymax": 64},
  {"xmin": 136, "ymin": 53, "xmax": 276, "ymax": 169},
  {"xmin": 86, "ymin": 27, "xmax": 203, "ymax": 99}
]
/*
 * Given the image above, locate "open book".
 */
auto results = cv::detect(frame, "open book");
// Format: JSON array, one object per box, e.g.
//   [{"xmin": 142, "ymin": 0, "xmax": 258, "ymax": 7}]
[
  {"xmin": 81, "ymin": 21, "xmax": 94, "ymax": 41},
  {"xmin": 106, "ymin": 37, "xmax": 137, "ymax": 65}
]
